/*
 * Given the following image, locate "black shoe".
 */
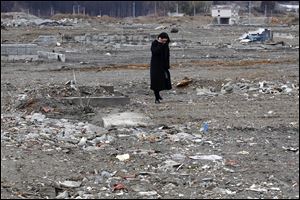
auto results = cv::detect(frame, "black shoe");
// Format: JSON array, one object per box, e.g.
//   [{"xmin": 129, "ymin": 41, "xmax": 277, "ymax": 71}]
[
  {"xmin": 158, "ymin": 96, "xmax": 163, "ymax": 100},
  {"xmin": 155, "ymin": 99, "xmax": 160, "ymax": 104}
]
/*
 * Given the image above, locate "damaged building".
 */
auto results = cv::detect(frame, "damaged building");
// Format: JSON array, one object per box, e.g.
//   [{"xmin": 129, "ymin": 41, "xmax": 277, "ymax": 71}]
[{"xmin": 211, "ymin": 4, "xmax": 240, "ymax": 25}]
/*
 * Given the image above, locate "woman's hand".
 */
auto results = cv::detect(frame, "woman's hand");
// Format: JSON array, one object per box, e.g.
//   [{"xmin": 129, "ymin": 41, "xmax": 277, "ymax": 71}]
[{"xmin": 158, "ymin": 37, "xmax": 168, "ymax": 44}]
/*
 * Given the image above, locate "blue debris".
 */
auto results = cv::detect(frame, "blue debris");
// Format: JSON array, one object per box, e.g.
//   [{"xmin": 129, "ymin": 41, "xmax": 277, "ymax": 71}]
[{"xmin": 239, "ymin": 28, "xmax": 273, "ymax": 43}]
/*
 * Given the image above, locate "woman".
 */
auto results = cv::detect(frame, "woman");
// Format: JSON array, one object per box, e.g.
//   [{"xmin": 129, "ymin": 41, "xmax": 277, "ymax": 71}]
[{"xmin": 150, "ymin": 32, "xmax": 172, "ymax": 104}]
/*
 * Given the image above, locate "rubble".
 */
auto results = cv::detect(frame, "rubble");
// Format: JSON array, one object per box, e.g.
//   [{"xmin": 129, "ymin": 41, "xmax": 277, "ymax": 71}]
[
  {"xmin": 102, "ymin": 112, "xmax": 151, "ymax": 128},
  {"xmin": 194, "ymin": 79, "xmax": 298, "ymax": 97},
  {"xmin": 37, "ymin": 51, "xmax": 66, "ymax": 62},
  {"xmin": 1, "ymin": 12, "xmax": 76, "ymax": 27},
  {"xmin": 239, "ymin": 28, "xmax": 273, "ymax": 43}
]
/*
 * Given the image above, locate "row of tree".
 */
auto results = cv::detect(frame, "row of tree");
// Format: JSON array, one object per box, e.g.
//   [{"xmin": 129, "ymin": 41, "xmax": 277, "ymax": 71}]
[
  {"xmin": 1, "ymin": 1, "xmax": 286, "ymax": 18},
  {"xmin": 1, "ymin": 1, "xmax": 215, "ymax": 17}
]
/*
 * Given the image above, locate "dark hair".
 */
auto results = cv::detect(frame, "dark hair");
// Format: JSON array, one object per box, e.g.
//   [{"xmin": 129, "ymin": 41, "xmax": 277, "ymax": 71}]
[{"xmin": 158, "ymin": 32, "xmax": 170, "ymax": 43}]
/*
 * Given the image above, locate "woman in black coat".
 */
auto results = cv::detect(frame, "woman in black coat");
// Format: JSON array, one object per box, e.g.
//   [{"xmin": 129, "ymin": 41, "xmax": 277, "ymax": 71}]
[{"xmin": 150, "ymin": 32, "xmax": 172, "ymax": 104}]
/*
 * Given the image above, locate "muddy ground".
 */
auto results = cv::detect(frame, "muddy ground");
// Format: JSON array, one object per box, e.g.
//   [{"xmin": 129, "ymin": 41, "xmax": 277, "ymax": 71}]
[{"xmin": 1, "ymin": 15, "xmax": 299, "ymax": 199}]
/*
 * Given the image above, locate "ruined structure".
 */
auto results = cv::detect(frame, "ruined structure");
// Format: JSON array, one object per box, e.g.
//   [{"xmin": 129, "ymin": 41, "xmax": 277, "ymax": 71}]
[{"xmin": 211, "ymin": 5, "xmax": 240, "ymax": 25}]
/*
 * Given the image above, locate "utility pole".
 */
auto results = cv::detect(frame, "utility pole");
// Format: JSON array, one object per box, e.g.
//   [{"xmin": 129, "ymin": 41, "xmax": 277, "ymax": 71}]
[
  {"xmin": 265, "ymin": 5, "xmax": 267, "ymax": 17},
  {"xmin": 83, "ymin": 7, "xmax": 85, "ymax": 15},
  {"xmin": 248, "ymin": 1, "xmax": 251, "ymax": 25},
  {"xmin": 73, "ymin": 5, "xmax": 75, "ymax": 15},
  {"xmin": 193, "ymin": 1, "xmax": 196, "ymax": 16},
  {"xmin": 176, "ymin": 3, "xmax": 179, "ymax": 14},
  {"xmin": 50, "ymin": 7, "xmax": 54, "ymax": 16},
  {"xmin": 154, "ymin": 1, "xmax": 157, "ymax": 16},
  {"xmin": 77, "ymin": 5, "xmax": 80, "ymax": 15},
  {"xmin": 133, "ymin": 1, "xmax": 135, "ymax": 18}
]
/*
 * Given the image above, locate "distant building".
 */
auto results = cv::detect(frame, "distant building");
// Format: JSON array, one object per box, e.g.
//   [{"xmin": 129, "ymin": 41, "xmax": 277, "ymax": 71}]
[
  {"xmin": 211, "ymin": 5, "xmax": 239, "ymax": 25},
  {"xmin": 276, "ymin": 3, "xmax": 299, "ymax": 13}
]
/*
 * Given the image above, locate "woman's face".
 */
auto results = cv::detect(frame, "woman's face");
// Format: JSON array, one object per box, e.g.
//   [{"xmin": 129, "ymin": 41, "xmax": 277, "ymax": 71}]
[{"xmin": 158, "ymin": 37, "xmax": 168, "ymax": 44}]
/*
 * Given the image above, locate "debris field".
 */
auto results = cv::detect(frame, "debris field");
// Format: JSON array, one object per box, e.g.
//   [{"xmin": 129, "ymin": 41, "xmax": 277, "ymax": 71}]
[{"xmin": 1, "ymin": 12, "xmax": 299, "ymax": 199}]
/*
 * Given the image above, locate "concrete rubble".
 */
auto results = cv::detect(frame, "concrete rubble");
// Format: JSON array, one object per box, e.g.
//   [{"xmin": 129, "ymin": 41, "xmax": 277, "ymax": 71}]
[
  {"xmin": 193, "ymin": 79, "xmax": 298, "ymax": 97},
  {"xmin": 1, "ymin": 12, "xmax": 77, "ymax": 27},
  {"xmin": 3, "ymin": 110, "xmax": 296, "ymax": 199},
  {"xmin": 239, "ymin": 28, "xmax": 273, "ymax": 43},
  {"xmin": 37, "ymin": 51, "xmax": 66, "ymax": 62}
]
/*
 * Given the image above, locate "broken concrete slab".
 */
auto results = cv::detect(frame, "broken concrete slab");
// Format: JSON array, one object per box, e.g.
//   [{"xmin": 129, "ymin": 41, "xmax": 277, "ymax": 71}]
[
  {"xmin": 37, "ymin": 51, "xmax": 65, "ymax": 62},
  {"xmin": 33, "ymin": 35, "xmax": 58, "ymax": 46},
  {"xmin": 62, "ymin": 96, "xmax": 130, "ymax": 107},
  {"xmin": 239, "ymin": 28, "xmax": 273, "ymax": 43},
  {"xmin": 1, "ymin": 55, "xmax": 39, "ymax": 61},
  {"xmin": 1, "ymin": 44, "xmax": 39, "ymax": 61},
  {"xmin": 102, "ymin": 112, "xmax": 151, "ymax": 128},
  {"xmin": 1, "ymin": 44, "xmax": 38, "ymax": 55}
]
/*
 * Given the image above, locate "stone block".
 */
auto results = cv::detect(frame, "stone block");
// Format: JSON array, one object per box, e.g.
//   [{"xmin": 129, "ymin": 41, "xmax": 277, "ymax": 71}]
[
  {"xmin": 102, "ymin": 112, "xmax": 151, "ymax": 128},
  {"xmin": 6, "ymin": 55, "xmax": 38, "ymax": 61},
  {"xmin": 37, "ymin": 51, "xmax": 65, "ymax": 62},
  {"xmin": 62, "ymin": 96, "xmax": 130, "ymax": 107}
]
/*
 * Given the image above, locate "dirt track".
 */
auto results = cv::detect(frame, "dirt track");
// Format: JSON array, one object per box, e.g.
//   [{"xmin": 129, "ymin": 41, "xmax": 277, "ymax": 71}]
[{"xmin": 1, "ymin": 15, "xmax": 299, "ymax": 199}]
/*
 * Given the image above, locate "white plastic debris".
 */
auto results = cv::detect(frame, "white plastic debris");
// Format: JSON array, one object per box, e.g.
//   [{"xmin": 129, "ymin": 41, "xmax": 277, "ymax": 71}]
[
  {"xmin": 78, "ymin": 137, "xmax": 87, "ymax": 146},
  {"xmin": 212, "ymin": 187, "xmax": 236, "ymax": 195},
  {"xmin": 55, "ymin": 191, "xmax": 69, "ymax": 199},
  {"xmin": 237, "ymin": 151, "xmax": 250, "ymax": 155},
  {"xmin": 116, "ymin": 153, "xmax": 130, "ymax": 161},
  {"xmin": 247, "ymin": 184, "xmax": 268, "ymax": 192},
  {"xmin": 18, "ymin": 94, "xmax": 28, "ymax": 101},
  {"xmin": 189, "ymin": 155, "xmax": 223, "ymax": 161},
  {"xmin": 154, "ymin": 25, "xmax": 166, "ymax": 30},
  {"xmin": 138, "ymin": 191, "xmax": 158, "ymax": 196},
  {"xmin": 59, "ymin": 180, "xmax": 82, "ymax": 188}
]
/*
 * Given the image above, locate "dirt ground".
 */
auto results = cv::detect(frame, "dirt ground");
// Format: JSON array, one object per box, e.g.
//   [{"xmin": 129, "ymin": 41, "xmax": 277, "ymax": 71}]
[{"xmin": 1, "ymin": 14, "xmax": 299, "ymax": 199}]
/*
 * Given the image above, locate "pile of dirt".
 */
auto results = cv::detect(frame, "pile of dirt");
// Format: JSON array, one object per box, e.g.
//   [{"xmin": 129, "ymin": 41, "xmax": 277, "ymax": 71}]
[
  {"xmin": 25, "ymin": 84, "xmax": 112, "ymax": 98},
  {"xmin": 14, "ymin": 84, "xmax": 114, "ymax": 116}
]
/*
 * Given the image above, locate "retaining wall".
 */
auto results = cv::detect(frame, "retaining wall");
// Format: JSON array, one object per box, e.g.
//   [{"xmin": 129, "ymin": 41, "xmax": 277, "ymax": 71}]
[{"xmin": 1, "ymin": 44, "xmax": 39, "ymax": 61}]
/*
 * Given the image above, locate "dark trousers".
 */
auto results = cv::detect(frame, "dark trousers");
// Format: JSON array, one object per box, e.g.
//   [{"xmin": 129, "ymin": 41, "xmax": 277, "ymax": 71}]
[{"xmin": 154, "ymin": 90, "xmax": 160, "ymax": 100}]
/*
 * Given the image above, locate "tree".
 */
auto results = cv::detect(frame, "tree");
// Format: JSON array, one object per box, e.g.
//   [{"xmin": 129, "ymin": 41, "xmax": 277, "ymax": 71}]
[
  {"xmin": 177, "ymin": 1, "xmax": 213, "ymax": 16},
  {"xmin": 260, "ymin": 1, "xmax": 276, "ymax": 16}
]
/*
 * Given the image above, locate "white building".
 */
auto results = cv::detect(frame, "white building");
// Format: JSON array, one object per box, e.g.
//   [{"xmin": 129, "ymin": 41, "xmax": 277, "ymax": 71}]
[
  {"xmin": 211, "ymin": 5, "xmax": 239, "ymax": 25},
  {"xmin": 276, "ymin": 3, "xmax": 299, "ymax": 13}
]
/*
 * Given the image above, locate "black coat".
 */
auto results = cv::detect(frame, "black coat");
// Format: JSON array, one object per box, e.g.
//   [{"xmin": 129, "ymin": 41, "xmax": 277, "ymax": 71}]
[{"xmin": 150, "ymin": 40, "xmax": 172, "ymax": 91}]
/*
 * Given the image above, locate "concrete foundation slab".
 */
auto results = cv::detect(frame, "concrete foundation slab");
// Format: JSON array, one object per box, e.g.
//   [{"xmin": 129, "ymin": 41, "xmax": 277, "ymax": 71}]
[
  {"xmin": 1, "ymin": 55, "xmax": 39, "ymax": 61},
  {"xmin": 1, "ymin": 44, "xmax": 38, "ymax": 55},
  {"xmin": 102, "ymin": 112, "xmax": 151, "ymax": 128},
  {"xmin": 33, "ymin": 35, "xmax": 58, "ymax": 46},
  {"xmin": 37, "ymin": 51, "xmax": 65, "ymax": 62},
  {"xmin": 62, "ymin": 96, "xmax": 130, "ymax": 107}
]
